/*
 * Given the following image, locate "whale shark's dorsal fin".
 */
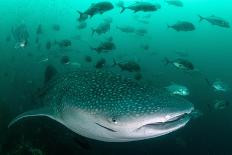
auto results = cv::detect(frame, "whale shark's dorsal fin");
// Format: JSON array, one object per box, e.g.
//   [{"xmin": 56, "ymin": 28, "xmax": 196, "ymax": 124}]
[{"xmin": 8, "ymin": 107, "xmax": 60, "ymax": 128}]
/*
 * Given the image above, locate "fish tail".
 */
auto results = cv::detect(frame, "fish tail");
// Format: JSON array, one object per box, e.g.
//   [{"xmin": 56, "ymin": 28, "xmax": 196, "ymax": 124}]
[
  {"xmin": 117, "ymin": 1, "xmax": 126, "ymax": 13},
  {"xmin": 198, "ymin": 15, "xmax": 204, "ymax": 22},
  {"xmin": 77, "ymin": 10, "xmax": 83, "ymax": 16},
  {"xmin": 167, "ymin": 24, "xmax": 171, "ymax": 29},
  {"xmin": 77, "ymin": 10, "xmax": 87, "ymax": 21},
  {"xmin": 112, "ymin": 58, "xmax": 118, "ymax": 67},
  {"xmin": 120, "ymin": 7, "xmax": 126, "ymax": 13}
]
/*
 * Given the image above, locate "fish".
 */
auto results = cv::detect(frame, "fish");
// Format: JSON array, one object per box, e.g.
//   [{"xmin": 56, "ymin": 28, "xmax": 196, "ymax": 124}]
[
  {"xmin": 14, "ymin": 40, "xmax": 28, "ymax": 49},
  {"xmin": 95, "ymin": 58, "xmax": 106, "ymax": 69},
  {"xmin": 168, "ymin": 21, "xmax": 195, "ymax": 31},
  {"xmin": 166, "ymin": 83, "xmax": 190, "ymax": 96},
  {"xmin": 164, "ymin": 58, "xmax": 194, "ymax": 71},
  {"xmin": 116, "ymin": 26, "xmax": 135, "ymax": 33},
  {"xmin": 113, "ymin": 59, "xmax": 141, "ymax": 72},
  {"xmin": 38, "ymin": 58, "xmax": 49, "ymax": 63},
  {"xmin": 84, "ymin": 56, "xmax": 92, "ymax": 63},
  {"xmin": 212, "ymin": 80, "xmax": 230, "ymax": 92},
  {"xmin": 214, "ymin": 100, "xmax": 230, "ymax": 110},
  {"xmin": 46, "ymin": 41, "xmax": 52, "ymax": 50},
  {"xmin": 165, "ymin": 0, "xmax": 183, "ymax": 7},
  {"xmin": 60, "ymin": 56, "xmax": 70, "ymax": 65},
  {"xmin": 174, "ymin": 51, "xmax": 189, "ymax": 57},
  {"xmin": 135, "ymin": 28, "xmax": 148, "ymax": 36},
  {"xmin": 136, "ymin": 19, "xmax": 150, "ymax": 24},
  {"xmin": 91, "ymin": 41, "xmax": 116, "ymax": 53},
  {"xmin": 92, "ymin": 21, "xmax": 111, "ymax": 35},
  {"xmin": 11, "ymin": 24, "xmax": 29, "ymax": 48},
  {"xmin": 77, "ymin": 22, "xmax": 87, "ymax": 30},
  {"xmin": 141, "ymin": 44, "xmax": 150, "ymax": 51},
  {"xmin": 8, "ymin": 70, "xmax": 194, "ymax": 142},
  {"xmin": 118, "ymin": 1, "xmax": 161, "ymax": 13},
  {"xmin": 55, "ymin": 40, "xmax": 72, "ymax": 48},
  {"xmin": 198, "ymin": 15, "xmax": 230, "ymax": 28},
  {"xmin": 36, "ymin": 24, "xmax": 43, "ymax": 35},
  {"xmin": 77, "ymin": 2, "xmax": 114, "ymax": 21},
  {"xmin": 52, "ymin": 24, "xmax": 60, "ymax": 31}
]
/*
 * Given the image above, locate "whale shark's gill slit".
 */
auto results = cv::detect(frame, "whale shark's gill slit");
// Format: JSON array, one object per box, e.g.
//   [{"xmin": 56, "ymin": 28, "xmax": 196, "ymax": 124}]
[{"xmin": 96, "ymin": 123, "xmax": 117, "ymax": 132}]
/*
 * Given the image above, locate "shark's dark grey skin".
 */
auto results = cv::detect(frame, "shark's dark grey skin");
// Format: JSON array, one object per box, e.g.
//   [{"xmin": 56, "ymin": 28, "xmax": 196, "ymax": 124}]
[{"xmin": 9, "ymin": 70, "xmax": 194, "ymax": 142}]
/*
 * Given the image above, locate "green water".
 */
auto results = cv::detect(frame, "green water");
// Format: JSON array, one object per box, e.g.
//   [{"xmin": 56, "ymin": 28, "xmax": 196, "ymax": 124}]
[{"xmin": 0, "ymin": 0, "xmax": 231, "ymax": 154}]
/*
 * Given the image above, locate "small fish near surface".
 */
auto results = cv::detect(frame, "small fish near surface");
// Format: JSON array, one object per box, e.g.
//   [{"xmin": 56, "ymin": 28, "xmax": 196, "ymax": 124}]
[
  {"xmin": 11, "ymin": 24, "xmax": 29, "ymax": 48},
  {"xmin": 168, "ymin": 21, "xmax": 195, "ymax": 32},
  {"xmin": 77, "ymin": 2, "xmax": 114, "ymax": 22},
  {"xmin": 116, "ymin": 26, "xmax": 135, "ymax": 33},
  {"xmin": 92, "ymin": 20, "xmax": 111, "ymax": 35},
  {"xmin": 212, "ymin": 79, "xmax": 230, "ymax": 92},
  {"xmin": 136, "ymin": 19, "xmax": 150, "ymax": 24},
  {"xmin": 166, "ymin": 83, "xmax": 190, "ymax": 96},
  {"xmin": 165, "ymin": 0, "xmax": 183, "ymax": 7},
  {"xmin": 214, "ymin": 100, "xmax": 230, "ymax": 110},
  {"xmin": 8, "ymin": 69, "xmax": 194, "ymax": 142},
  {"xmin": 118, "ymin": 1, "xmax": 161, "ymax": 13},
  {"xmin": 55, "ymin": 39, "xmax": 72, "ymax": 48},
  {"xmin": 198, "ymin": 15, "xmax": 230, "ymax": 28},
  {"xmin": 91, "ymin": 41, "xmax": 116, "ymax": 53},
  {"xmin": 113, "ymin": 59, "xmax": 141, "ymax": 72},
  {"xmin": 164, "ymin": 57, "xmax": 194, "ymax": 71},
  {"xmin": 135, "ymin": 28, "xmax": 148, "ymax": 36}
]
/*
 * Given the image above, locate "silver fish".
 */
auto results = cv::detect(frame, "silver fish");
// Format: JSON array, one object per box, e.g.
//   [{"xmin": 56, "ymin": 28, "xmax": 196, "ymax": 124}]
[
  {"xmin": 116, "ymin": 26, "xmax": 135, "ymax": 33},
  {"xmin": 77, "ymin": 2, "xmax": 114, "ymax": 21},
  {"xmin": 164, "ymin": 58, "xmax": 194, "ymax": 71},
  {"xmin": 168, "ymin": 21, "xmax": 195, "ymax": 32},
  {"xmin": 165, "ymin": 0, "xmax": 183, "ymax": 7},
  {"xmin": 118, "ymin": 2, "xmax": 161, "ymax": 13},
  {"xmin": 92, "ymin": 21, "xmax": 111, "ymax": 35},
  {"xmin": 9, "ymin": 70, "xmax": 194, "ymax": 142},
  {"xmin": 212, "ymin": 80, "xmax": 230, "ymax": 92},
  {"xmin": 198, "ymin": 15, "xmax": 230, "ymax": 28},
  {"xmin": 166, "ymin": 83, "xmax": 190, "ymax": 96},
  {"xmin": 11, "ymin": 24, "xmax": 29, "ymax": 49}
]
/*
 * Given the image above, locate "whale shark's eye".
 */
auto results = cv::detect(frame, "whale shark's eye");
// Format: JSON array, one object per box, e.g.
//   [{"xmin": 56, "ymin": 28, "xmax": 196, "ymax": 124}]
[{"xmin": 112, "ymin": 118, "xmax": 117, "ymax": 124}]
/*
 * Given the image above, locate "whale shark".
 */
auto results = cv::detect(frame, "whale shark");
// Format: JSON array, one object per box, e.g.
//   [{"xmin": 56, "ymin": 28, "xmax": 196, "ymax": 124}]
[{"xmin": 9, "ymin": 70, "xmax": 194, "ymax": 142}]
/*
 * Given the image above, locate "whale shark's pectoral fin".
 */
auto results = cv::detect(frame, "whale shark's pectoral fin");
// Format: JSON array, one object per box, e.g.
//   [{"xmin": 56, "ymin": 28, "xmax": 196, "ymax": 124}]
[{"xmin": 8, "ymin": 107, "xmax": 61, "ymax": 128}]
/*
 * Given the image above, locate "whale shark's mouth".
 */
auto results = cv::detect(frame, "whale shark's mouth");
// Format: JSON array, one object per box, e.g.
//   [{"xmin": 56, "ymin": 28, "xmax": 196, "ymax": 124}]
[{"xmin": 138, "ymin": 113, "xmax": 190, "ymax": 131}]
